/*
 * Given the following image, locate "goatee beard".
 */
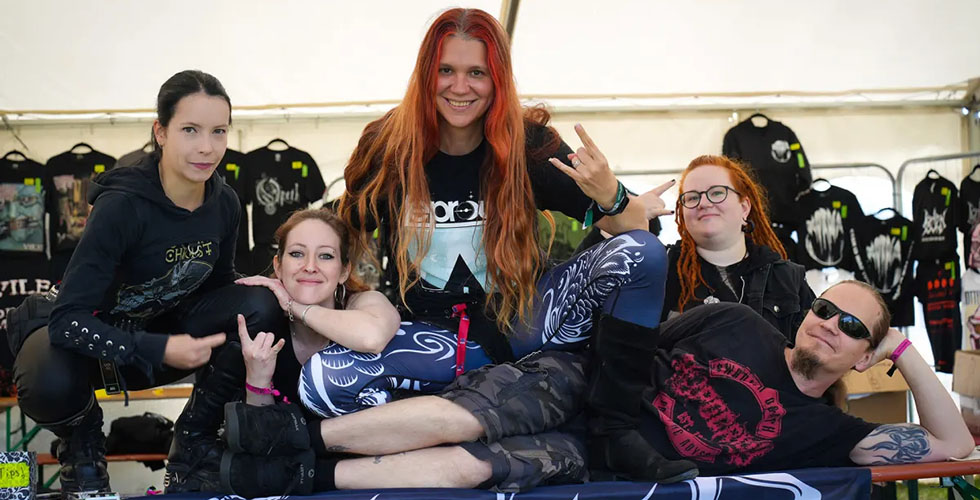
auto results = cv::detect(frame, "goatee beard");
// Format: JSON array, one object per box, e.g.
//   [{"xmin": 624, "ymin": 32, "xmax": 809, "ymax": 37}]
[{"xmin": 791, "ymin": 347, "xmax": 823, "ymax": 380}]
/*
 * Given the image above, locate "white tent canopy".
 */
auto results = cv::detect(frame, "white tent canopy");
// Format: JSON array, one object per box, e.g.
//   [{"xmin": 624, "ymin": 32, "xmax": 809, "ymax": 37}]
[{"xmin": 2, "ymin": 0, "xmax": 978, "ymax": 116}]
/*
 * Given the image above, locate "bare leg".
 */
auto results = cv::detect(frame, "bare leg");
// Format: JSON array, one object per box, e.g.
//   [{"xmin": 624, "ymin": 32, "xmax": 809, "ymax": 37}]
[
  {"xmin": 319, "ymin": 396, "xmax": 484, "ymax": 455},
  {"xmin": 335, "ymin": 446, "xmax": 492, "ymax": 489}
]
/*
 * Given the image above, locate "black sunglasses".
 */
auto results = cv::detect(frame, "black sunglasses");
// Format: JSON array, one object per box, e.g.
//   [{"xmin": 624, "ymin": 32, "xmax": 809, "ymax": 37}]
[
  {"xmin": 678, "ymin": 185, "xmax": 741, "ymax": 209},
  {"xmin": 810, "ymin": 298, "xmax": 871, "ymax": 340}
]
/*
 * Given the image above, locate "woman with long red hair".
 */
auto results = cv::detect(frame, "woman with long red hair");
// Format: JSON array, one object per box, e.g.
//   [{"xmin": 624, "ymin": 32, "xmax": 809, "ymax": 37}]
[
  {"xmin": 664, "ymin": 154, "xmax": 814, "ymax": 339},
  {"xmin": 215, "ymin": 8, "xmax": 690, "ymax": 496}
]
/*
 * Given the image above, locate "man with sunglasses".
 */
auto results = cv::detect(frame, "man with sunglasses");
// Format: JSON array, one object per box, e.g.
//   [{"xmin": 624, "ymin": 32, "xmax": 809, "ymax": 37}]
[{"xmin": 592, "ymin": 280, "xmax": 974, "ymax": 479}]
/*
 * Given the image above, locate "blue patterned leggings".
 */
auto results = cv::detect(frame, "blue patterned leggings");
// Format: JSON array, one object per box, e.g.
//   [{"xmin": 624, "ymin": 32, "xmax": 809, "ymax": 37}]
[{"xmin": 298, "ymin": 229, "xmax": 666, "ymax": 418}]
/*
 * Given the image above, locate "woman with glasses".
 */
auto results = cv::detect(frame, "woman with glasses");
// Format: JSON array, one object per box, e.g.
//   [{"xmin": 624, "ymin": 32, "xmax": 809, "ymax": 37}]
[{"xmin": 665, "ymin": 154, "xmax": 814, "ymax": 341}]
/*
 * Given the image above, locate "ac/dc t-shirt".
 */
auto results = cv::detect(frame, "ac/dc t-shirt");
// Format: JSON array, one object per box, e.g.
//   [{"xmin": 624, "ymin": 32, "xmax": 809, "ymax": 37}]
[
  {"xmin": 214, "ymin": 149, "xmax": 252, "ymax": 275},
  {"xmin": 794, "ymin": 185, "xmax": 864, "ymax": 271},
  {"xmin": 0, "ymin": 156, "xmax": 47, "ymax": 254},
  {"xmin": 243, "ymin": 146, "xmax": 325, "ymax": 271},
  {"xmin": 915, "ymin": 259, "xmax": 961, "ymax": 373},
  {"xmin": 959, "ymin": 174, "xmax": 980, "ymax": 263},
  {"xmin": 639, "ymin": 303, "xmax": 878, "ymax": 476},
  {"xmin": 850, "ymin": 213, "xmax": 915, "ymax": 326},
  {"xmin": 722, "ymin": 118, "xmax": 811, "ymax": 225},
  {"xmin": 911, "ymin": 175, "xmax": 958, "ymax": 261}
]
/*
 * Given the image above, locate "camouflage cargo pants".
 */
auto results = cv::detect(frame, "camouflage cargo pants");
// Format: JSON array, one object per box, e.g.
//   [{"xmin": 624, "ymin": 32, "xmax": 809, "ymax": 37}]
[{"xmin": 441, "ymin": 349, "xmax": 590, "ymax": 492}]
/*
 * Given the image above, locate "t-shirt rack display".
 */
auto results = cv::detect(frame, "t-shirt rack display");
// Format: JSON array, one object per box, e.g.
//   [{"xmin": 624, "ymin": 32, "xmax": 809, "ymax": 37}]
[
  {"xmin": 722, "ymin": 113, "xmax": 811, "ymax": 254},
  {"xmin": 242, "ymin": 139, "xmax": 326, "ymax": 274},
  {"xmin": 911, "ymin": 172, "xmax": 958, "ymax": 261},
  {"xmin": 959, "ymin": 164, "xmax": 980, "ymax": 269},
  {"xmin": 793, "ymin": 180, "xmax": 864, "ymax": 272},
  {"xmin": 914, "ymin": 258, "xmax": 961, "ymax": 373}
]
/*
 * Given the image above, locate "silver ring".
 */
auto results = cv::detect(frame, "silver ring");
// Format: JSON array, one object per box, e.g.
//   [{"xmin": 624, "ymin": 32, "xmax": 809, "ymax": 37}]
[{"xmin": 571, "ymin": 157, "xmax": 582, "ymax": 168}]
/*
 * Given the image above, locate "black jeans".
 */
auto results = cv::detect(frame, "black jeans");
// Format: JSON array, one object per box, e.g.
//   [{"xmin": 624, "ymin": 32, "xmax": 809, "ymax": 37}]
[{"xmin": 13, "ymin": 284, "xmax": 282, "ymax": 426}]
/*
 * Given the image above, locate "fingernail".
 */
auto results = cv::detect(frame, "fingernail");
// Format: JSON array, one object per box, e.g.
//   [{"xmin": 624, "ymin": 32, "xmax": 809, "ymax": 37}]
[
  {"xmin": 670, "ymin": 210, "xmax": 675, "ymax": 214},
  {"xmin": 671, "ymin": 179, "xmax": 676, "ymax": 183}
]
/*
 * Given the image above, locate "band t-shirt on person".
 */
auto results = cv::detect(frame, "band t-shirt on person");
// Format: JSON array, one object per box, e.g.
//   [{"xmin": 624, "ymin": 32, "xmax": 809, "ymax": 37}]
[
  {"xmin": 369, "ymin": 123, "xmax": 601, "ymax": 317},
  {"xmin": 639, "ymin": 303, "xmax": 879, "ymax": 476}
]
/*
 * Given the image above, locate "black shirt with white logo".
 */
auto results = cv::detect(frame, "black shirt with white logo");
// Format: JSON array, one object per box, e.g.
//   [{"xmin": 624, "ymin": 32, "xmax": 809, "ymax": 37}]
[
  {"xmin": 794, "ymin": 185, "xmax": 864, "ymax": 272},
  {"xmin": 639, "ymin": 303, "xmax": 878, "ymax": 476},
  {"xmin": 850, "ymin": 213, "xmax": 915, "ymax": 326},
  {"xmin": 0, "ymin": 156, "xmax": 48, "ymax": 255},
  {"xmin": 242, "ymin": 146, "xmax": 326, "ymax": 271},
  {"xmin": 959, "ymin": 173, "xmax": 980, "ymax": 264},
  {"xmin": 722, "ymin": 118, "xmax": 811, "ymax": 225},
  {"xmin": 914, "ymin": 258, "xmax": 961, "ymax": 373},
  {"xmin": 911, "ymin": 175, "xmax": 958, "ymax": 261}
]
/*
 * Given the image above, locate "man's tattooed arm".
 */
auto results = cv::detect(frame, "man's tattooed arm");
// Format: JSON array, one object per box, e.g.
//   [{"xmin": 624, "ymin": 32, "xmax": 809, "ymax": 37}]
[{"xmin": 851, "ymin": 424, "xmax": 932, "ymax": 465}]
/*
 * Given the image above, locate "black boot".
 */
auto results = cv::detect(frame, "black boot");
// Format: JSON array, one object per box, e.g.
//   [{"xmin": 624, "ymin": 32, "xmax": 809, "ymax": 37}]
[
  {"xmin": 164, "ymin": 342, "xmax": 245, "ymax": 493},
  {"xmin": 224, "ymin": 401, "xmax": 310, "ymax": 456},
  {"xmin": 586, "ymin": 313, "xmax": 698, "ymax": 483},
  {"xmin": 220, "ymin": 449, "xmax": 315, "ymax": 497},
  {"xmin": 50, "ymin": 403, "xmax": 111, "ymax": 498}
]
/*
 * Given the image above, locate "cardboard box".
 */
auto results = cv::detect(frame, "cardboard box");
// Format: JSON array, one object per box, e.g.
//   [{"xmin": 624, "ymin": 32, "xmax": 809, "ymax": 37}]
[
  {"xmin": 953, "ymin": 350, "xmax": 980, "ymax": 398},
  {"xmin": 843, "ymin": 360, "xmax": 909, "ymax": 424},
  {"xmin": 961, "ymin": 396, "xmax": 980, "ymax": 436}
]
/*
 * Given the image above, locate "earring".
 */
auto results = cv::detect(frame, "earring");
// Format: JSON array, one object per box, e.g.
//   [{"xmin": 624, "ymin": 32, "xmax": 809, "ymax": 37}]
[
  {"xmin": 741, "ymin": 219, "xmax": 755, "ymax": 233},
  {"xmin": 334, "ymin": 283, "xmax": 348, "ymax": 308}
]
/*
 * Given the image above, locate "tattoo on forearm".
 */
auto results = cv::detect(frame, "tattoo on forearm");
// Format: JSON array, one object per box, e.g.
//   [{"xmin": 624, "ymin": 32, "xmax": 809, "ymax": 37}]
[
  {"xmin": 325, "ymin": 445, "xmax": 349, "ymax": 453},
  {"xmin": 860, "ymin": 424, "xmax": 931, "ymax": 464}
]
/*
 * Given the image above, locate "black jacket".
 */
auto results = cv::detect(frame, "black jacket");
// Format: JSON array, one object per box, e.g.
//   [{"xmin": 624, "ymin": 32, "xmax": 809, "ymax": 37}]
[
  {"xmin": 663, "ymin": 240, "xmax": 814, "ymax": 343},
  {"xmin": 9, "ymin": 158, "xmax": 240, "ymax": 377}
]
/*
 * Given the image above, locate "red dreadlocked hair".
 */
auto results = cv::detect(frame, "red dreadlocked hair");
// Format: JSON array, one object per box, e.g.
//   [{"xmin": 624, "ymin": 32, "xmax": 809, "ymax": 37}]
[
  {"xmin": 674, "ymin": 155, "xmax": 787, "ymax": 312},
  {"xmin": 338, "ymin": 8, "xmax": 554, "ymax": 333}
]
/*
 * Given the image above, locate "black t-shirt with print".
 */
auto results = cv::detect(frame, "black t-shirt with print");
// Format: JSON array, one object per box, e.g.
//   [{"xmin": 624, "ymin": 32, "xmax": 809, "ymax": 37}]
[
  {"xmin": 0, "ymin": 253, "xmax": 53, "ymax": 336},
  {"xmin": 850, "ymin": 213, "xmax": 915, "ymax": 326},
  {"xmin": 794, "ymin": 185, "xmax": 864, "ymax": 272},
  {"xmin": 959, "ymin": 173, "xmax": 980, "ymax": 263},
  {"xmin": 639, "ymin": 303, "xmax": 878, "ymax": 476},
  {"xmin": 911, "ymin": 175, "xmax": 958, "ymax": 261},
  {"xmin": 243, "ymin": 146, "xmax": 326, "ymax": 271},
  {"xmin": 45, "ymin": 148, "xmax": 118, "ymax": 280},
  {"xmin": 722, "ymin": 118, "xmax": 811, "ymax": 226},
  {"xmin": 0, "ymin": 156, "xmax": 48, "ymax": 255},
  {"xmin": 214, "ymin": 149, "xmax": 252, "ymax": 275},
  {"xmin": 914, "ymin": 258, "xmax": 961, "ymax": 373},
  {"xmin": 354, "ymin": 123, "xmax": 599, "ymax": 317}
]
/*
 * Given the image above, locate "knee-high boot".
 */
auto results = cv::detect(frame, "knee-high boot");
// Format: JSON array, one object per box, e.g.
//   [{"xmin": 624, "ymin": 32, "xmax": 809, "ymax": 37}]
[
  {"xmin": 164, "ymin": 342, "xmax": 245, "ymax": 493},
  {"xmin": 586, "ymin": 313, "xmax": 699, "ymax": 483}
]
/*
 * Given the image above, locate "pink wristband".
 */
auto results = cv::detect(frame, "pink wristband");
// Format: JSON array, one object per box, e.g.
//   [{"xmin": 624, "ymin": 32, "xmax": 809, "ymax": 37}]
[
  {"xmin": 889, "ymin": 338, "xmax": 912, "ymax": 362},
  {"xmin": 245, "ymin": 382, "xmax": 290, "ymax": 404}
]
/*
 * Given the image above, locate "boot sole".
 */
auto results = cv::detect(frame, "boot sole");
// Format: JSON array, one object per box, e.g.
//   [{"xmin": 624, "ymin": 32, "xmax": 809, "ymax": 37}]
[
  {"xmin": 224, "ymin": 402, "xmax": 245, "ymax": 454},
  {"xmin": 219, "ymin": 450, "xmax": 236, "ymax": 495}
]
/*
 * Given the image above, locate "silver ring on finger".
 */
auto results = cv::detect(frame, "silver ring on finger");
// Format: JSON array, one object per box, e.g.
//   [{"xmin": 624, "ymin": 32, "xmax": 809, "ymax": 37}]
[{"xmin": 571, "ymin": 157, "xmax": 582, "ymax": 168}]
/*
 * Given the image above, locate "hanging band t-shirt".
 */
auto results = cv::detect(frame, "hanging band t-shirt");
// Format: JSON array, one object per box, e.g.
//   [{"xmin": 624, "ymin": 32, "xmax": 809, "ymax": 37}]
[
  {"xmin": 959, "ymin": 174, "xmax": 980, "ymax": 265},
  {"xmin": 639, "ymin": 303, "xmax": 878, "ymax": 476},
  {"xmin": 915, "ymin": 259, "xmax": 961, "ymax": 373},
  {"xmin": 214, "ymin": 149, "xmax": 252, "ymax": 275},
  {"xmin": 0, "ymin": 156, "xmax": 47, "ymax": 254},
  {"xmin": 45, "ymin": 149, "xmax": 118, "ymax": 280},
  {"xmin": 911, "ymin": 175, "xmax": 958, "ymax": 261},
  {"xmin": 114, "ymin": 147, "xmax": 152, "ymax": 169},
  {"xmin": 0, "ymin": 253, "xmax": 53, "ymax": 335},
  {"xmin": 850, "ymin": 213, "xmax": 915, "ymax": 326},
  {"xmin": 722, "ymin": 118, "xmax": 811, "ymax": 225},
  {"xmin": 243, "ymin": 146, "xmax": 326, "ymax": 272},
  {"xmin": 794, "ymin": 185, "xmax": 863, "ymax": 271}
]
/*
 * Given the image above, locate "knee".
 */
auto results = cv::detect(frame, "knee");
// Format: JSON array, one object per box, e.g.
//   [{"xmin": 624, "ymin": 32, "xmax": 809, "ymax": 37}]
[
  {"xmin": 446, "ymin": 446, "xmax": 493, "ymax": 488},
  {"xmin": 298, "ymin": 349, "xmax": 368, "ymax": 418},
  {"xmin": 14, "ymin": 330, "xmax": 90, "ymax": 423},
  {"xmin": 236, "ymin": 285, "xmax": 283, "ymax": 333},
  {"xmin": 606, "ymin": 230, "xmax": 667, "ymax": 282}
]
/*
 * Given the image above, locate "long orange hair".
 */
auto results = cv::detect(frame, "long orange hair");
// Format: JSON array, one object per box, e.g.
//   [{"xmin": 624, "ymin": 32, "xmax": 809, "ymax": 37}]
[
  {"xmin": 674, "ymin": 155, "xmax": 787, "ymax": 312},
  {"xmin": 338, "ymin": 8, "xmax": 549, "ymax": 332}
]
